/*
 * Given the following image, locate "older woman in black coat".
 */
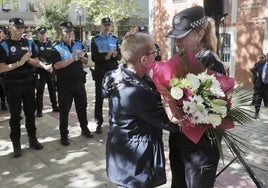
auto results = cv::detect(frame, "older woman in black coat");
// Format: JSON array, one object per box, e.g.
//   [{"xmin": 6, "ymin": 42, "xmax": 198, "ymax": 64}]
[{"xmin": 102, "ymin": 32, "xmax": 179, "ymax": 188}]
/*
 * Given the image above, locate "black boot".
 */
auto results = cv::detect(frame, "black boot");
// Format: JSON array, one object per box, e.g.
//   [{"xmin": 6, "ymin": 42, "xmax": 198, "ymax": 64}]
[
  {"xmin": 96, "ymin": 125, "xmax": 103, "ymax": 134},
  {"xmin": 36, "ymin": 110, "xmax": 43, "ymax": 117},
  {"xmin": 1, "ymin": 101, "xmax": 8, "ymax": 111},
  {"xmin": 29, "ymin": 137, "xmax": 44, "ymax": 150},
  {"xmin": 12, "ymin": 140, "xmax": 22, "ymax": 158},
  {"xmin": 60, "ymin": 137, "xmax": 70, "ymax": 146}
]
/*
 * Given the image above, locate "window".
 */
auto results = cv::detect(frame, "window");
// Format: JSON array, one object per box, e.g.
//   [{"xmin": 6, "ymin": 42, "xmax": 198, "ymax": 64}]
[
  {"xmin": 219, "ymin": 33, "xmax": 231, "ymax": 63},
  {"xmin": 221, "ymin": 33, "xmax": 231, "ymax": 48}
]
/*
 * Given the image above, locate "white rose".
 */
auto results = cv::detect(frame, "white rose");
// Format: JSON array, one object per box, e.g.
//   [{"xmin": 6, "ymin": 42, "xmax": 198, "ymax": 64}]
[
  {"xmin": 170, "ymin": 86, "xmax": 183, "ymax": 100},
  {"xmin": 208, "ymin": 114, "xmax": 222, "ymax": 128}
]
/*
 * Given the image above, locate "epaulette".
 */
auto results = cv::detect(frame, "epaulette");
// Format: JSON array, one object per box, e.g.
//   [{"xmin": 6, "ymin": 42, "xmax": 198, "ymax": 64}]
[
  {"xmin": 111, "ymin": 35, "xmax": 119, "ymax": 39},
  {"xmin": 211, "ymin": 51, "xmax": 222, "ymax": 63},
  {"xmin": 92, "ymin": 35, "xmax": 100, "ymax": 39},
  {"xmin": 52, "ymin": 40, "xmax": 60, "ymax": 47},
  {"xmin": 74, "ymin": 39, "xmax": 82, "ymax": 43}
]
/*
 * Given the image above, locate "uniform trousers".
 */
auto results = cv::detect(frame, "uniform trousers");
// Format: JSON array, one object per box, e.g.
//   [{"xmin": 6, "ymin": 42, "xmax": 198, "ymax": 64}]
[
  {"xmin": 36, "ymin": 70, "xmax": 58, "ymax": 111},
  {"xmin": 7, "ymin": 80, "xmax": 37, "ymax": 141},
  {"xmin": 57, "ymin": 81, "xmax": 88, "ymax": 138},
  {"xmin": 169, "ymin": 132, "xmax": 220, "ymax": 188},
  {"xmin": 94, "ymin": 70, "xmax": 107, "ymax": 125},
  {"xmin": 255, "ymin": 83, "xmax": 268, "ymax": 114}
]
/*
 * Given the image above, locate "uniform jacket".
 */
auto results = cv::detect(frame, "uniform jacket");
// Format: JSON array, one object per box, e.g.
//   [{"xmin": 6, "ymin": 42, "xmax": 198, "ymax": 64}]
[
  {"xmin": 91, "ymin": 32, "xmax": 121, "ymax": 71},
  {"xmin": 196, "ymin": 48, "xmax": 226, "ymax": 75},
  {"xmin": 251, "ymin": 61, "xmax": 267, "ymax": 88},
  {"xmin": 51, "ymin": 40, "xmax": 86, "ymax": 85},
  {"xmin": 0, "ymin": 38, "xmax": 38, "ymax": 82},
  {"xmin": 102, "ymin": 64, "xmax": 179, "ymax": 188}
]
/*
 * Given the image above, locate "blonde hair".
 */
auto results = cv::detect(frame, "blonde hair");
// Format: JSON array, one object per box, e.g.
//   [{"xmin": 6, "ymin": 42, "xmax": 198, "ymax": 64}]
[
  {"xmin": 121, "ymin": 32, "xmax": 154, "ymax": 65},
  {"xmin": 195, "ymin": 20, "xmax": 217, "ymax": 52}
]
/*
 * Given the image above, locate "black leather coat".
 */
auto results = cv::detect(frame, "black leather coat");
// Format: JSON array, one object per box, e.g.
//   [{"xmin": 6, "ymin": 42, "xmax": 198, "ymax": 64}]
[{"xmin": 102, "ymin": 64, "xmax": 179, "ymax": 188}]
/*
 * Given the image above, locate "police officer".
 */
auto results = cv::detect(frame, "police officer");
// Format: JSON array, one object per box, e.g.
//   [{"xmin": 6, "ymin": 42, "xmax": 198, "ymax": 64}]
[
  {"xmin": 35, "ymin": 27, "xmax": 59, "ymax": 117},
  {"xmin": 51, "ymin": 21, "xmax": 93, "ymax": 146},
  {"xmin": 91, "ymin": 17, "xmax": 122, "ymax": 133},
  {"xmin": 137, "ymin": 26, "xmax": 162, "ymax": 61},
  {"xmin": 0, "ymin": 26, "xmax": 8, "ymax": 111},
  {"xmin": 0, "ymin": 18, "xmax": 45, "ymax": 158}
]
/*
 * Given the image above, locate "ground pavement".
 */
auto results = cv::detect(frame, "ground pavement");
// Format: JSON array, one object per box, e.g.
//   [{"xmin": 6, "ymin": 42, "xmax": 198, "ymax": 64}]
[{"xmin": 0, "ymin": 69, "xmax": 267, "ymax": 188}]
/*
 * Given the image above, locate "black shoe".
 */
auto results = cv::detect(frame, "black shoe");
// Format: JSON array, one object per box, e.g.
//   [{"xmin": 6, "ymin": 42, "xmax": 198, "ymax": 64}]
[
  {"xmin": 96, "ymin": 125, "xmax": 103, "ymax": 134},
  {"xmin": 254, "ymin": 113, "xmax": 259, "ymax": 119},
  {"xmin": 12, "ymin": 141, "xmax": 22, "ymax": 158},
  {"xmin": 13, "ymin": 148, "xmax": 22, "ymax": 158},
  {"xmin": 61, "ymin": 137, "xmax": 70, "ymax": 146},
  {"xmin": 37, "ymin": 111, "xmax": 43, "ymax": 117},
  {"xmin": 53, "ymin": 107, "xmax": 59, "ymax": 112},
  {"xmin": 81, "ymin": 129, "xmax": 94, "ymax": 138},
  {"xmin": 29, "ymin": 138, "xmax": 44, "ymax": 150},
  {"xmin": 1, "ymin": 102, "xmax": 8, "ymax": 111}
]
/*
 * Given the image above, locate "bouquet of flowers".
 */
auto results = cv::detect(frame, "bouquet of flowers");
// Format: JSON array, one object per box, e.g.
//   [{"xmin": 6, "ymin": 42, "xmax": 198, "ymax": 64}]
[{"xmin": 148, "ymin": 50, "xmax": 253, "ymax": 146}]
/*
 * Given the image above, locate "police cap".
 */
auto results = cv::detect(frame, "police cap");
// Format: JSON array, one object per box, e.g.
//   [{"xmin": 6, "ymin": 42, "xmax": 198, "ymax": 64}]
[
  {"xmin": 37, "ymin": 27, "xmax": 46, "ymax": 34},
  {"xmin": 101, "ymin": 17, "xmax": 112, "ymax": 25},
  {"xmin": 60, "ymin": 21, "xmax": 74, "ymax": 31},
  {"xmin": 138, "ymin": 26, "xmax": 148, "ymax": 33},
  {"xmin": 9, "ymin": 18, "xmax": 25, "ymax": 26},
  {"xmin": 167, "ymin": 6, "xmax": 207, "ymax": 39}
]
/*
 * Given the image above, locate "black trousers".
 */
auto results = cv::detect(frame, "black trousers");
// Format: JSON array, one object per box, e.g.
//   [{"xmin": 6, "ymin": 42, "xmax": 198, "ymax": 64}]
[
  {"xmin": 0, "ymin": 76, "xmax": 7, "ymax": 104},
  {"xmin": 169, "ymin": 132, "xmax": 220, "ymax": 188},
  {"xmin": 36, "ymin": 70, "xmax": 58, "ymax": 111},
  {"xmin": 7, "ymin": 80, "xmax": 37, "ymax": 141},
  {"xmin": 255, "ymin": 83, "xmax": 268, "ymax": 114},
  {"xmin": 57, "ymin": 82, "xmax": 88, "ymax": 138},
  {"xmin": 94, "ymin": 70, "xmax": 107, "ymax": 125}
]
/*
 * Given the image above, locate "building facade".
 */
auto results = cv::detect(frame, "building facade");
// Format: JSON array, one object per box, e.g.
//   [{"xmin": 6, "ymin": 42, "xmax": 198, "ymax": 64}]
[
  {"xmin": 149, "ymin": 0, "xmax": 268, "ymax": 89},
  {"xmin": 0, "ymin": 0, "xmax": 149, "ymax": 41}
]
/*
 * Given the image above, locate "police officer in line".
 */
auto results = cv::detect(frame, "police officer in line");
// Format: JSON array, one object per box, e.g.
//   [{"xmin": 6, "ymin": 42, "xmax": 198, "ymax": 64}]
[
  {"xmin": 0, "ymin": 18, "xmax": 48, "ymax": 158},
  {"xmin": 34, "ymin": 27, "xmax": 59, "ymax": 117},
  {"xmin": 137, "ymin": 26, "xmax": 162, "ymax": 61},
  {"xmin": 0, "ymin": 25, "xmax": 8, "ymax": 111},
  {"xmin": 91, "ymin": 17, "xmax": 122, "ymax": 134},
  {"xmin": 51, "ymin": 21, "xmax": 93, "ymax": 146}
]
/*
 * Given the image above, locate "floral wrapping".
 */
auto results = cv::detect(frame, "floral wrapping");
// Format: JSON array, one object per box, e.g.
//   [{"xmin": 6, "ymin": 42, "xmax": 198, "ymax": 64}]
[{"xmin": 148, "ymin": 51, "xmax": 235, "ymax": 144}]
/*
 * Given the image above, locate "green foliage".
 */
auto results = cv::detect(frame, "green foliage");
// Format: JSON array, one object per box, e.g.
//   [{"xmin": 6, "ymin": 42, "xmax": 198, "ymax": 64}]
[
  {"xmin": 72, "ymin": 0, "xmax": 138, "ymax": 35},
  {"xmin": 35, "ymin": 0, "xmax": 71, "ymax": 40}
]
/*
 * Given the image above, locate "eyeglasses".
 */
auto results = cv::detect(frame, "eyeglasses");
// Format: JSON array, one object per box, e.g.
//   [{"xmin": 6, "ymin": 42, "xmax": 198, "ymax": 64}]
[
  {"xmin": 145, "ymin": 51, "xmax": 157, "ymax": 56},
  {"xmin": 15, "ymin": 26, "xmax": 24, "ymax": 30}
]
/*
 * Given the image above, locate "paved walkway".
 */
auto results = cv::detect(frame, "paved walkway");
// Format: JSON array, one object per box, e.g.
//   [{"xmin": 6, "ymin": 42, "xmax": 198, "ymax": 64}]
[{"xmin": 0, "ymin": 69, "xmax": 267, "ymax": 188}]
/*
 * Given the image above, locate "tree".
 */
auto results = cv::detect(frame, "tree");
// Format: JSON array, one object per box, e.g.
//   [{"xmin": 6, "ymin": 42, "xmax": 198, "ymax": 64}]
[
  {"xmin": 72, "ymin": 0, "xmax": 138, "ymax": 36},
  {"xmin": 35, "ymin": 0, "xmax": 71, "ymax": 40}
]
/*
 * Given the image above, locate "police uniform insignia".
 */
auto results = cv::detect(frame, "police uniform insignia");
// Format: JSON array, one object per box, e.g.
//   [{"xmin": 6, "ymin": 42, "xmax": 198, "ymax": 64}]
[
  {"xmin": 10, "ymin": 46, "xmax": 16, "ymax": 53},
  {"xmin": 18, "ymin": 19, "xmax": 23, "ymax": 24},
  {"xmin": 60, "ymin": 50, "xmax": 65, "ymax": 56},
  {"xmin": 40, "ymin": 46, "xmax": 45, "ymax": 51},
  {"xmin": 67, "ymin": 22, "xmax": 72, "ymax": 28}
]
